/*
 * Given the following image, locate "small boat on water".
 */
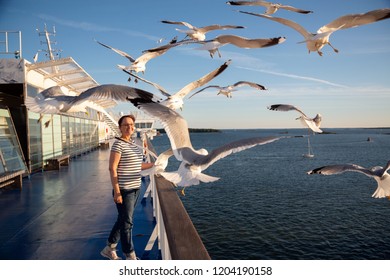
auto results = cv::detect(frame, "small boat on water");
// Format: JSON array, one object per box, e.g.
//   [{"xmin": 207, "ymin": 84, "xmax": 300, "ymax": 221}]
[{"xmin": 303, "ymin": 135, "xmax": 314, "ymax": 158}]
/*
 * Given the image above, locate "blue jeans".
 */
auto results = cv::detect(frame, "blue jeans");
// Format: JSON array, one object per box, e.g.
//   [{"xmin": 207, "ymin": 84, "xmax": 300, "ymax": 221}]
[{"xmin": 107, "ymin": 188, "xmax": 140, "ymax": 254}]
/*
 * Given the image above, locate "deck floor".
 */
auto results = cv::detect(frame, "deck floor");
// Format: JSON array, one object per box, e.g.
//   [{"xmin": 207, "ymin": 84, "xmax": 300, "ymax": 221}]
[{"xmin": 0, "ymin": 147, "xmax": 160, "ymax": 260}]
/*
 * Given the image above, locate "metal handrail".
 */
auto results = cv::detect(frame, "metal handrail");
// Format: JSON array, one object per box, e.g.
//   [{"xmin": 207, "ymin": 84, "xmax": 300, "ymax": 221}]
[{"xmin": 142, "ymin": 135, "xmax": 210, "ymax": 260}]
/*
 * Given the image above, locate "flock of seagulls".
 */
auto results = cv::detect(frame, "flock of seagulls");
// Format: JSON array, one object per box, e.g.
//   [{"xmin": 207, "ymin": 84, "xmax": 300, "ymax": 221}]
[
  {"xmin": 122, "ymin": 60, "xmax": 231, "ymax": 110},
  {"xmin": 238, "ymin": 8, "xmax": 390, "ymax": 56},
  {"xmin": 195, "ymin": 34, "xmax": 286, "ymax": 58},
  {"xmin": 25, "ymin": 2, "xmax": 390, "ymax": 199}
]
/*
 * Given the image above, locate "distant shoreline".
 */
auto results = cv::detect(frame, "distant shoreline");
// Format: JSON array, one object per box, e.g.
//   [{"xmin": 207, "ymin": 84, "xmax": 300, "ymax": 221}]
[
  {"xmin": 157, "ymin": 128, "xmax": 221, "ymax": 133},
  {"xmin": 156, "ymin": 127, "xmax": 390, "ymax": 134}
]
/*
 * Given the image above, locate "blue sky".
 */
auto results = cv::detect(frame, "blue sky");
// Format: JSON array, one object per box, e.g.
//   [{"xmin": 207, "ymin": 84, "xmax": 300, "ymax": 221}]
[{"xmin": 1, "ymin": 0, "xmax": 389, "ymax": 129}]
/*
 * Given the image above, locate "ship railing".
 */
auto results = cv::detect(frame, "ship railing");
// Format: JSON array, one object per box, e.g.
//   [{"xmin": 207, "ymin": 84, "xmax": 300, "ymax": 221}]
[{"xmin": 142, "ymin": 135, "xmax": 210, "ymax": 260}]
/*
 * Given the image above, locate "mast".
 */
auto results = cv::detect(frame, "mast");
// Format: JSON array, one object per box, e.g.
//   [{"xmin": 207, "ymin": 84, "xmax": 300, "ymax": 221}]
[{"xmin": 35, "ymin": 24, "xmax": 62, "ymax": 62}]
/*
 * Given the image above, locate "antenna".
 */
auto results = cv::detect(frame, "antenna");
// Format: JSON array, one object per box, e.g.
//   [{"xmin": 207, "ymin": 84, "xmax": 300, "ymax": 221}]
[{"xmin": 35, "ymin": 24, "xmax": 62, "ymax": 62}]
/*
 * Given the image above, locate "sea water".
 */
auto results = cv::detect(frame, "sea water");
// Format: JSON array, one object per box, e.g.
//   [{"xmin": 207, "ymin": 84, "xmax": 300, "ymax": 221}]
[{"xmin": 151, "ymin": 128, "xmax": 390, "ymax": 259}]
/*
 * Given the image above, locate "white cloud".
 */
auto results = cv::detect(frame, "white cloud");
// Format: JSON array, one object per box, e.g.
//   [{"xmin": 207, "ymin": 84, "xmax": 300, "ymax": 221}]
[
  {"xmin": 236, "ymin": 66, "xmax": 349, "ymax": 88},
  {"xmin": 37, "ymin": 14, "xmax": 159, "ymax": 41}
]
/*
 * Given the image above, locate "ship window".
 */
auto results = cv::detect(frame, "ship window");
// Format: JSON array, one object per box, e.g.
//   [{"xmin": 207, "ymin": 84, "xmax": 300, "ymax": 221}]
[{"xmin": 0, "ymin": 108, "xmax": 28, "ymax": 174}]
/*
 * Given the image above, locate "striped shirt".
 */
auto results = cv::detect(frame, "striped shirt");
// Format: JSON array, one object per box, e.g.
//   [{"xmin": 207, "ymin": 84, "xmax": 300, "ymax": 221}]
[{"xmin": 111, "ymin": 138, "xmax": 143, "ymax": 190}]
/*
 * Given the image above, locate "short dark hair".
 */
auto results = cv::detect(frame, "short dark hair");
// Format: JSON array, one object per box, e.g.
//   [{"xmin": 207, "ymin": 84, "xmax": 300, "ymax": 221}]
[{"xmin": 118, "ymin": 114, "xmax": 136, "ymax": 126}]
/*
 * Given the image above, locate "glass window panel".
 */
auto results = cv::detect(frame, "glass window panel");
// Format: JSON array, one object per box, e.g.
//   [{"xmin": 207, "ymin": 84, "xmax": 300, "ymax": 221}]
[
  {"xmin": 28, "ymin": 111, "xmax": 42, "ymax": 172},
  {"xmin": 41, "ymin": 115, "xmax": 54, "ymax": 160},
  {"xmin": 52, "ymin": 115, "xmax": 62, "ymax": 156},
  {"xmin": 0, "ymin": 108, "xmax": 28, "ymax": 173}
]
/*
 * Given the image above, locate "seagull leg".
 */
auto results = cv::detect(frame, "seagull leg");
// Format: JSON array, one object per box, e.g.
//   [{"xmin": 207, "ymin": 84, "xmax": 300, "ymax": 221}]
[
  {"xmin": 37, "ymin": 114, "xmax": 44, "ymax": 123},
  {"xmin": 44, "ymin": 120, "xmax": 50, "ymax": 128},
  {"xmin": 327, "ymin": 42, "xmax": 339, "ymax": 53},
  {"xmin": 44, "ymin": 115, "xmax": 53, "ymax": 128}
]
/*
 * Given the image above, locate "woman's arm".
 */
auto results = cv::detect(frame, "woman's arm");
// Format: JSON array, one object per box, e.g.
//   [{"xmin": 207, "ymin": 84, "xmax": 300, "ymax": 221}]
[
  {"xmin": 109, "ymin": 151, "xmax": 123, "ymax": 204},
  {"xmin": 141, "ymin": 162, "xmax": 154, "ymax": 170}
]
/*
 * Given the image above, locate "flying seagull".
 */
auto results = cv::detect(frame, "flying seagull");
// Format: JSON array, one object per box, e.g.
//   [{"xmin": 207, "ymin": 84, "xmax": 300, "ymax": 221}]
[
  {"xmin": 122, "ymin": 60, "xmax": 231, "ymax": 110},
  {"xmin": 189, "ymin": 81, "xmax": 267, "ymax": 98},
  {"xmin": 157, "ymin": 135, "xmax": 284, "ymax": 189},
  {"xmin": 238, "ymin": 8, "xmax": 390, "ymax": 56},
  {"xmin": 121, "ymin": 87, "xmax": 286, "ymax": 188},
  {"xmin": 140, "ymin": 148, "xmax": 174, "ymax": 177},
  {"xmin": 95, "ymin": 38, "xmax": 181, "ymax": 74},
  {"xmin": 25, "ymin": 86, "xmax": 113, "ymax": 115},
  {"xmin": 26, "ymin": 83, "xmax": 285, "ymax": 189},
  {"xmin": 267, "ymin": 104, "xmax": 322, "ymax": 133},
  {"xmin": 307, "ymin": 161, "xmax": 390, "ymax": 199},
  {"xmin": 227, "ymin": 1, "xmax": 313, "ymax": 15},
  {"xmin": 196, "ymin": 34, "xmax": 286, "ymax": 57},
  {"xmin": 25, "ymin": 85, "xmax": 121, "ymax": 132},
  {"xmin": 161, "ymin": 20, "xmax": 245, "ymax": 41}
]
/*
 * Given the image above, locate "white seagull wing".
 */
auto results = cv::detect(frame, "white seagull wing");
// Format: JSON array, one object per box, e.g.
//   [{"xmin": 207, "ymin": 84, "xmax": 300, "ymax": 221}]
[
  {"xmin": 25, "ymin": 95, "xmax": 67, "ymax": 114},
  {"xmin": 70, "ymin": 84, "xmax": 162, "ymax": 105},
  {"xmin": 267, "ymin": 104, "xmax": 307, "ymax": 117},
  {"xmin": 194, "ymin": 136, "xmax": 284, "ymax": 171},
  {"xmin": 307, "ymin": 164, "xmax": 375, "ymax": 177},
  {"xmin": 233, "ymin": 81, "xmax": 267, "ymax": 90},
  {"xmin": 214, "ymin": 34, "xmax": 286, "ymax": 49},
  {"xmin": 39, "ymin": 86, "xmax": 66, "ymax": 98},
  {"xmin": 173, "ymin": 59, "xmax": 231, "ymax": 99},
  {"xmin": 308, "ymin": 162, "xmax": 390, "ymax": 198},
  {"xmin": 95, "ymin": 40, "xmax": 135, "ymax": 62},
  {"xmin": 318, "ymin": 8, "xmax": 390, "ymax": 33},
  {"xmin": 275, "ymin": 3, "xmax": 313, "ymax": 14},
  {"xmin": 121, "ymin": 68, "xmax": 170, "ymax": 97},
  {"xmin": 161, "ymin": 20, "xmax": 195, "ymax": 30},
  {"xmin": 126, "ymin": 98, "xmax": 194, "ymax": 161},
  {"xmin": 188, "ymin": 85, "xmax": 223, "ymax": 99},
  {"xmin": 140, "ymin": 148, "xmax": 173, "ymax": 176},
  {"xmin": 227, "ymin": 1, "xmax": 313, "ymax": 14},
  {"xmin": 197, "ymin": 24, "xmax": 245, "ymax": 33},
  {"xmin": 299, "ymin": 116, "xmax": 323, "ymax": 133},
  {"xmin": 238, "ymin": 11, "xmax": 312, "ymax": 39}
]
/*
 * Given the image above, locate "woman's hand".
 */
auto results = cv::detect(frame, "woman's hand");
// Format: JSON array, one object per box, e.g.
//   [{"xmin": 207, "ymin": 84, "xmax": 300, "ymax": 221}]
[{"xmin": 114, "ymin": 192, "xmax": 123, "ymax": 204}]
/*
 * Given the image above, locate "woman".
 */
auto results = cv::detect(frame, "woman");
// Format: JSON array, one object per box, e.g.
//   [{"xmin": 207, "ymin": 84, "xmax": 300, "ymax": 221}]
[{"xmin": 101, "ymin": 115, "xmax": 153, "ymax": 260}]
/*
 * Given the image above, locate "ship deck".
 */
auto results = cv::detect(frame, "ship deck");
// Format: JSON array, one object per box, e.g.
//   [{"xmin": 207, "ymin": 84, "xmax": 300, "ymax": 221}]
[{"xmin": 0, "ymin": 146, "xmax": 160, "ymax": 260}]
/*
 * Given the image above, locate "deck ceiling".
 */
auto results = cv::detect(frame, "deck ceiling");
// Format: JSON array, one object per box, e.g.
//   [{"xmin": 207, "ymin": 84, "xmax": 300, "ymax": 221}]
[{"xmin": 26, "ymin": 57, "xmax": 117, "ymax": 108}]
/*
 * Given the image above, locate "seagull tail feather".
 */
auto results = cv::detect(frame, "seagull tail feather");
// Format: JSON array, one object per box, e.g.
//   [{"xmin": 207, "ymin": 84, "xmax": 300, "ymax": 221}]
[
  {"xmin": 196, "ymin": 173, "xmax": 220, "ymax": 183},
  {"xmin": 159, "ymin": 171, "xmax": 182, "ymax": 185}
]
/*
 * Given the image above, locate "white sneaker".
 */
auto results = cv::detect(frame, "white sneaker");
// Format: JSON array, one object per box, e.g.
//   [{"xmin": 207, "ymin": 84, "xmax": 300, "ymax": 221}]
[
  {"xmin": 100, "ymin": 245, "xmax": 122, "ymax": 260},
  {"xmin": 125, "ymin": 251, "xmax": 138, "ymax": 260}
]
